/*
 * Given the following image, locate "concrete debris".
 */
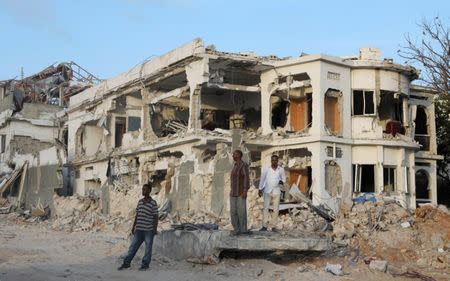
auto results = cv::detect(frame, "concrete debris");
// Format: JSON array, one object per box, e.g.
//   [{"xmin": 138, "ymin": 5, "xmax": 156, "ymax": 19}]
[
  {"xmin": 437, "ymin": 204, "xmax": 449, "ymax": 214},
  {"xmin": 247, "ymin": 186, "xmax": 328, "ymax": 233},
  {"xmin": 297, "ymin": 263, "xmax": 316, "ymax": 272},
  {"xmin": 1, "ymin": 62, "xmax": 99, "ymax": 109},
  {"xmin": 30, "ymin": 208, "xmax": 45, "ymax": 218},
  {"xmin": 173, "ymin": 209, "xmax": 231, "ymax": 230},
  {"xmin": 0, "ymin": 197, "xmax": 9, "ymax": 207},
  {"xmin": 324, "ymin": 263, "xmax": 343, "ymax": 275},
  {"xmin": 401, "ymin": 221, "xmax": 411, "ymax": 228},
  {"xmin": 171, "ymin": 223, "xmax": 219, "ymax": 231},
  {"xmin": 51, "ymin": 195, "xmax": 106, "ymax": 232},
  {"xmin": 369, "ymin": 260, "xmax": 388, "ymax": 272},
  {"xmin": 0, "ymin": 197, "xmax": 11, "ymax": 214},
  {"xmin": 390, "ymin": 270, "xmax": 438, "ymax": 281},
  {"xmin": 332, "ymin": 200, "xmax": 414, "ymax": 245},
  {"xmin": 415, "ymin": 204, "xmax": 440, "ymax": 220},
  {"xmin": 332, "ymin": 202, "xmax": 450, "ymax": 274},
  {"xmin": 289, "ymin": 186, "xmax": 335, "ymax": 221}
]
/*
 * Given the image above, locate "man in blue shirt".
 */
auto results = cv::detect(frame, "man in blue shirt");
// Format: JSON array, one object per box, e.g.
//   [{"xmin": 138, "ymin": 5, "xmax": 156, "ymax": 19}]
[{"xmin": 258, "ymin": 155, "xmax": 286, "ymax": 232}]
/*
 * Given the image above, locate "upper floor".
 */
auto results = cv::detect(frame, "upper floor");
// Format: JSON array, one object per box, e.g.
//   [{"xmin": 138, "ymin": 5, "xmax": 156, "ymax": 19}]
[{"xmin": 66, "ymin": 40, "xmax": 439, "ymax": 164}]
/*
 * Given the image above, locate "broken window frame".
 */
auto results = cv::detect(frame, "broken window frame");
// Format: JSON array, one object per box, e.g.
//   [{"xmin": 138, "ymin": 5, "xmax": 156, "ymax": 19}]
[
  {"xmin": 414, "ymin": 106, "xmax": 430, "ymax": 151},
  {"xmin": 415, "ymin": 169, "xmax": 430, "ymax": 202},
  {"xmin": 324, "ymin": 89, "xmax": 342, "ymax": 135},
  {"xmin": 270, "ymin": 95, "xmax": 289, "ymax": 129},
  {"xmin": 288, "ymin": 93, "xmax": 313, "ymax": 132},
  {"xmin": 352, "ymin": 89, "xmax": 375, "ymax": 116},
  {"xmin": 114, "ymin": 116, "xmax": 127, "ymax": 148},
  {"xmin": 405, "ymin": 167, "xmax": 410, "ymax": 194},
  {"xmin": 378, "ymin": 90, "xmax": 404, "ymax": 122},
  {"xmin": 383, "ymin": 166, "xmax": 397, "ymax": 193},
  {"xmin": 353, "ymin": 164, "xmax": 375, "ymax": 193}
]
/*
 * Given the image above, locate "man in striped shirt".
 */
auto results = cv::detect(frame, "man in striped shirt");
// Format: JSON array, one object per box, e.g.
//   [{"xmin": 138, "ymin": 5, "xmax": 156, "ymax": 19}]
[{"xmin": 118, "ymin": 184, "xmax": 158, "ymax": 271}]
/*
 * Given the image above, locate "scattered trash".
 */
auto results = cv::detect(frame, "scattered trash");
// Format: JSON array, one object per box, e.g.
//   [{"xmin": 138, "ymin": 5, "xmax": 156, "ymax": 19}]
[
  {"xmin": 256, "ymin": 269, "xmax": 263, "ymax": 276},
  {"xmin": 352, "ymin": 193, "xmax": 376, "ymax": 203},
  {"xmin": 391, "ymin": 270, "xmax": 437, "ymax": 281}
]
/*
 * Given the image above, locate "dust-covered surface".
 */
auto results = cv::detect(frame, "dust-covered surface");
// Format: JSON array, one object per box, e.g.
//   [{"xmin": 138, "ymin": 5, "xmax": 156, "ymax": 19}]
[{"xmin": 1, "ymin": 202, "xmax": 449, "ymax": 281}]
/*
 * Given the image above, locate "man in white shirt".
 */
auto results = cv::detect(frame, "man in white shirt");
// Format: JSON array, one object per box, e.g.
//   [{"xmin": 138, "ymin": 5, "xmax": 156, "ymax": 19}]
[{"xmin": 258, "ymin": 154, "xmax": 286, "ymax": 232}]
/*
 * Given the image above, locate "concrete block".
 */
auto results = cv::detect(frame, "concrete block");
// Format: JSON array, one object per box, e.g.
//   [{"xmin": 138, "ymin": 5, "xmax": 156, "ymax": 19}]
[
  {"xmin": 154, "ymin": 229, "xmax": 331, "ymax": 262},
  {"xmin": 369, "ymin": 260, "xmax": 388, "ymax": 272}
]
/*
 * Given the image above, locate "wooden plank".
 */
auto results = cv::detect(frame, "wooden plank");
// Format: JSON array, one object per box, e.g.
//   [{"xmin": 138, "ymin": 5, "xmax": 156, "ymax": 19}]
[
  {"xmin": 0, "ymin": 167, "xmax": 22, "ymax": 197},
  {"xmin": 16, "ymin": 161, "xmax": 28, "ymax": 207}
]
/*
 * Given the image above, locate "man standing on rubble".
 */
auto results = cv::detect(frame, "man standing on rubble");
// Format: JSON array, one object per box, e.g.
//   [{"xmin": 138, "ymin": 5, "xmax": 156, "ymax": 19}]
[
  {"xmin": 258, "ymin": 154, "xmax": 286, "ymax": 232},
  {"xmin": 118, "ymin": 184, "xmax": 158, "ymax": 271},
  {"xmin": 230, "ymin": 149, "xmax": 250, "ymax": 235}
]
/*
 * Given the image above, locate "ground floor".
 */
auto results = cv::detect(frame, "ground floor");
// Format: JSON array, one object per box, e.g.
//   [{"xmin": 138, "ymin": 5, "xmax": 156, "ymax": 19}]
[{"xmin": 70, "ymin": 135, "xmax": 438, "ymax": 223}]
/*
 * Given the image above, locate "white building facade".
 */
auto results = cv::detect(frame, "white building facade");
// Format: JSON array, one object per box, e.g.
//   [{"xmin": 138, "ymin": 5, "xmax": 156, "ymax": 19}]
[{"xmin": 66, "ymin": 40, "xmax": 440, "ymax": 217}]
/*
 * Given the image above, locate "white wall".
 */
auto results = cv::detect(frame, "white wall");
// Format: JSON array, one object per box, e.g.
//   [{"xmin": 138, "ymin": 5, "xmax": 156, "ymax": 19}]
[
  {"xmin": 84, "ymin": 125, "xmax": 106, "ymax": 156},
  {"xmin": 260, "ymin": 60, "xmax": 322, "ymax": 135},
  {"xmin": 320, "ymin": 62, "xmax": 352, "ymax": 138}
]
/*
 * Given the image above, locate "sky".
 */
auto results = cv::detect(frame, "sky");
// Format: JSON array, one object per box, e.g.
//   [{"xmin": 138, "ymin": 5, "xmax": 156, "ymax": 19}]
[{"xmin": 0, "ymin": 0, "xmax": 449, "ymax": 81}]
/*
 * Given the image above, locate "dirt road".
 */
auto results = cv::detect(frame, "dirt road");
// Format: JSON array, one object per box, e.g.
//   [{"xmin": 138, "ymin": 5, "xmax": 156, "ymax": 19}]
[{"xmin": 0, "ymin": 215, "xmax": 445, "ymax": 281}]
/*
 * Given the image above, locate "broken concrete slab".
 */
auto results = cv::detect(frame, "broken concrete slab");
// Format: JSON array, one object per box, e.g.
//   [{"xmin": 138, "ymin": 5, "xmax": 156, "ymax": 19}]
[{"xmin": 154, "ymin": 229, "xmax": 332, "ymax": 261}]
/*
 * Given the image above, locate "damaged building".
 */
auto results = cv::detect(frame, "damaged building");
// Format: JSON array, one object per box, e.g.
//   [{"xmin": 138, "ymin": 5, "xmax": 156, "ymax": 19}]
[
  {"xmin": 0, "ymin": 62, "xmax": 100, "ymax": 212},
  {"xmin": 63, "ymin": 39, "xmax": 440, "ymax": 223}
]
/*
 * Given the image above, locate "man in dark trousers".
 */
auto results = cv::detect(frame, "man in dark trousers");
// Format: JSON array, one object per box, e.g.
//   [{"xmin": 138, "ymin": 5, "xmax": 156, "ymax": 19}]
[
  {"xmin": 118, "ymin": 184, "xmax": 158, "ymax": 271},
  {"xmin": 229, "ymin": 149, "xmax": 250, "ymax": 235}
]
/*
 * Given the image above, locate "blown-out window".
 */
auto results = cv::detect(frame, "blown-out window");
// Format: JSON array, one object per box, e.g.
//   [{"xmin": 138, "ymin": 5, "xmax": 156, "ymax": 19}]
[
  {"xmin": 383, "ymin": 166, "xmax": 396, "ymax": 193},
  {"xmin": 353, "ymin": 164, "xmax": 375, "ymax": 192},
  {"xmin": 353, "ymin": 90, "xmax": 375, "ymax": 115}
]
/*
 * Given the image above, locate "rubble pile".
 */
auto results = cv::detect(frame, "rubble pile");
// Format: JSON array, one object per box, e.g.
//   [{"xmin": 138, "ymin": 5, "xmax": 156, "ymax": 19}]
[
  {"xmin": 332, "ymin": 201, "xmax": 450, "ymax": 272},
  {"xmin": 109, "ymin": 186, "xmax": 141, "ymax": 220},
  {"xmin": 276, "ymin": 208, "xmax": 328, "ymax": 234},
  {"xmin": 50, "ymin": 183, "xmax": 160, "ymax": 233},
  {"xmin": 50, "ymin": 184, "xmax": 174, "ymax": 233},
  {"xmin": 51, "ymin": 195, "xmax": 109, "ymax": 232},
  {"xmin": 247, "ymin": 187, "xmax": 328, "ymax": 233},
  {"xmin": 247, "ymin": 187, "xmax": 264, "ymax": 228},
  {"xmin": 332, "ymin": 200, "xmax": 412, "ymax": 244}
]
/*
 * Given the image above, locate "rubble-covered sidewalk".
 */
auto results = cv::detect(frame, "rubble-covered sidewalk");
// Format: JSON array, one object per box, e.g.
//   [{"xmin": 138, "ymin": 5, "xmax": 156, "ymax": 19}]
[
  {"xmin": 1, "ymin": 188, "xmax": 449, "ymax": 281},
  {"xmin": 1, "ymin": 211, "xmax": 446, "ymax": 281}
]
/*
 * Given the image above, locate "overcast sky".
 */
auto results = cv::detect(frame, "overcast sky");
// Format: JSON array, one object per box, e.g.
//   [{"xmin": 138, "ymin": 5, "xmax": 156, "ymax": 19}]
[{"xmin": 0, "ymin": 0, "xmax": 448, "ymax": 80}]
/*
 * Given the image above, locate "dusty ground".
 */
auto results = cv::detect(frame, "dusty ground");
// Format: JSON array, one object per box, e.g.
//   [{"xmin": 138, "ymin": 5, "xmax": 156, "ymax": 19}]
[{"xmin": 1, "ymin": 215, "xmax": 448, "ymax": 281}]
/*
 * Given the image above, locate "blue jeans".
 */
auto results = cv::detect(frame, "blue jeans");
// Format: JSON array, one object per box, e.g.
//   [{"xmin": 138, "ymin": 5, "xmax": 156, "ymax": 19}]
[{"xmin": 123, "ymin": 230, "xmax": 155, "ymax": 267}]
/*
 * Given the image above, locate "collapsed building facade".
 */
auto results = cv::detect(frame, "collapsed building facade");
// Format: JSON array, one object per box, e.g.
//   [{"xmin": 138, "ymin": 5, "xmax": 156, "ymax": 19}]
[
  {"xmin": 0, "ymin": 62, "xmax": 100, "ymax": 210},
  {"xmin": 66, "ymin": 39, "xmax": 440, "ymax": 220}
]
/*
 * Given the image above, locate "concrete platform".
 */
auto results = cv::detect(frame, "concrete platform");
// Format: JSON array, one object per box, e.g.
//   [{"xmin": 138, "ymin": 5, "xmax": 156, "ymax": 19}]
[{"xmin": 154, "ymin": 230, "xmax": 332, "ymax": 262}]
